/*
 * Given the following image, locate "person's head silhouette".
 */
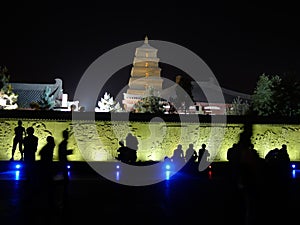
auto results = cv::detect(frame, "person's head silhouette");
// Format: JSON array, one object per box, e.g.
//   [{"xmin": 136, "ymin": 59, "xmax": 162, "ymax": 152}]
[
  {"xmin": 26, "ymin": 127, "xmax": 34, "ymax": 135},
  {"xmin": 281, "ymin": 144, "xmax": 287, "ymax": 150},
  {"xmin": 46, "ymin": 136, "xmax": 55, "ymax": 145},
  {"xmin": 62, "ymin": 129, "xmax": 69, "ymax": 140}
]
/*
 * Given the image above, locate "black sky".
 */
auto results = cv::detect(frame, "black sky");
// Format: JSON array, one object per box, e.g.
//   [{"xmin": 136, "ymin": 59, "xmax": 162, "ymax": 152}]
[{"xmin": 1, "ymin": 1, "xmax": 299, "ymax": 100}]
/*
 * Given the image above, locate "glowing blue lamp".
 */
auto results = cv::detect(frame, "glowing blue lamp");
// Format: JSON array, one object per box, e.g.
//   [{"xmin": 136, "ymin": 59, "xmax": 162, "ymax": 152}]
[
  {"xmin": 291, "ymin": 164, "xmax": 296, "ymax": 169},
  {"xmin": 15, "ymin": 164, "xmax": 21, "ymax": 169},
  {"xmin": 165, "ymin": 164, "xmax": 171, "ymax": 170}
]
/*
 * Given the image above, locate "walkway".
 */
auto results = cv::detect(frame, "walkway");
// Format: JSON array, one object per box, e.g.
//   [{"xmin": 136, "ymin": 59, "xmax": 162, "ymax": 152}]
[{"xmin": 1, "ymin": 161, "xmax": 300, "ymax": 225}]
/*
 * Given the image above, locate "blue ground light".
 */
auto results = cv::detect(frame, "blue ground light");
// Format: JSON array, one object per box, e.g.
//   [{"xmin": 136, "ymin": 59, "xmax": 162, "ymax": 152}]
[
  {"xmin": 290, "ymin": 163, "xmax": 300, "ymax": 179},
  {"xmin": 1, "ymin": 161, "xmax": 300, "ymax": 225},
  {"xmin": 15, "ymin": 164, "xmax": 21, "ymax": 169},
  {"xmin": 1, "ymin": 161, "xmax": 300, "ymax": 181}
]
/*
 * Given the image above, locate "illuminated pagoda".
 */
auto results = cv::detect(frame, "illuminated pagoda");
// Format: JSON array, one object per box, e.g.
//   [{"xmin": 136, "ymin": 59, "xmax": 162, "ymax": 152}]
[{"xmin": 122, "ymin": 36, "xmax": 164, "ymax": 111}]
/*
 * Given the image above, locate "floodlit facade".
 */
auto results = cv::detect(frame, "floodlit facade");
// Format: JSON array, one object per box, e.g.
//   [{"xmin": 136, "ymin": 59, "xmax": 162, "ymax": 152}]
[{"xmin": 122, "ymin": 36, "xmax": 164, "ymax": 111}]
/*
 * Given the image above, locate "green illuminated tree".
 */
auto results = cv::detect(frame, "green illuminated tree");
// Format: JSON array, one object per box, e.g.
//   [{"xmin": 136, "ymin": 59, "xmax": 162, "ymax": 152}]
[
  {"xmin": 132, "ymin": 86, "xmax": 167, "ymax": 113},
  {"xmin": 251, "ymin": 72, "xmax": 300, "ymax": 116},
  {"xmin": 273, "ymin": 72, "xmax": 300, "ymax": 116},
  {"xmin": 38, "ymin": 86, "xmax": 56, "ymax": 110},
  {"xmin": 251, "ymin": 73, "xmax": 281, "ymax": 116}
]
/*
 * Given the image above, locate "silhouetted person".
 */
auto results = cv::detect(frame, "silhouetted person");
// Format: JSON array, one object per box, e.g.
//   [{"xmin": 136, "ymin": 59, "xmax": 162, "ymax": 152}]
[
  {"xmin": 116, "ymin": 140, "xmax": 136, "ymax": 163},
  {"xmin": 39, "ymin": 135, "xmax": 55, "ymax": 183},
  {"xmin": 116, "ymin": 140, "xmax": 126, "ymax": 162},
  {"xmin": 227, "ymin": 143, "xmax": 240, "ymax": 182},
  {"xmin": 233, "ymin": 123, "xmax": 267, "ymax": 225},
  {"xmin": 125, "ymin": 133, "xmax": 138, "ymax": 163},
  {"xmin": 264, "ymin": 145, "xmax": 291, "ymax": 224},
  {"xmin": 278, "ymin": 144, "xmax": 291, "ymax": 178},
  {"xmin": 265, "ymin": 147, "xmax": 281, "ymax": 182},
  {"xmin": 10, "ymin": 120, "xmax": 26, "ymax": 161},
  {"xmin": 265, "ymin": 147, "xmax": 280, "ymax": 165},
  {"xmin": 116, "ymin": 133, "xmax": 139, "ymax": 164},
  {"xmin": 183, "ymin": 143, "xmax": 198, "ymax": 172},
  {"xmin": 265, "ymin": 144, "xmax": 291, "ymax": 184},
  {"xmin": 56, "ymin": 129, "xmax": 73, "ymax": 213},
  {"xmin": 36, "ymin": 135, "xmax": 56, "ymax": 214},
  {"xmin": 58, "ymin": 129, "xmax": 72, "ymax": 182},
  {"xmin": 198, "ymin": 143, "xmax": 210, "ymax": 171},
  {"xmin": 23, "ymin": 126, "xmax": 38, "ymax": 181},
  {"xmin": 185, "ymin": 143, "xmax": 198, "ymax": 163},
  {"xmin": 227, "ymin": 143, "xmax": 239, "ymax": 163},
  {"xmin": 239, "ymin": 143, "xmax": 263, "ymax": 188},
  {"xmin": 171, "ymin": 144, "xmax": 185, "ymax": 165}
]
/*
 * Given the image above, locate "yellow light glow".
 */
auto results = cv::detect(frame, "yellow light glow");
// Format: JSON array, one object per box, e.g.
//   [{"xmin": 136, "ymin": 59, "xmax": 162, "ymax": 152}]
[{"xmin": 1, "ymin": 119, "xmax": 300, "ymax": 162}]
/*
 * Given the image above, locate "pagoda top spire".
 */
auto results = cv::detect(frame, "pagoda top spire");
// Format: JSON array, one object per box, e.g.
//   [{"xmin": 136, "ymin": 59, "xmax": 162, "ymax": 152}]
[
  {"xmin": 135, "ymin": 35, "xmax": 157, "ymax": 51},
  {"xmin": 144, "ymin": 35, "xmax": 148, "ymax": 44}
]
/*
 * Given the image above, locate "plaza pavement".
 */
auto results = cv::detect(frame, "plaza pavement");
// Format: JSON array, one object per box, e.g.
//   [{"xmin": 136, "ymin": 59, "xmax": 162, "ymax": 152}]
[{"xmin": 1, "ymin": 161, "xmax": 300, "ymax": 225}]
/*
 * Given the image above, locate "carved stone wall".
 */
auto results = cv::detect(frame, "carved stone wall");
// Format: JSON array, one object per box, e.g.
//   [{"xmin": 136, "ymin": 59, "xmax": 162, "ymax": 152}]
[{"xmin": 1, "ymin": 118, "xmax": 300, "ymax": 162}]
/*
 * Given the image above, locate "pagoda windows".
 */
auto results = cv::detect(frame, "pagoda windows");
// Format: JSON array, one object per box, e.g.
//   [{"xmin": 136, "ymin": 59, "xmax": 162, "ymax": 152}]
[{"xmin": 122, "ymin": 36, "xmax": 164, "ymax": 111}]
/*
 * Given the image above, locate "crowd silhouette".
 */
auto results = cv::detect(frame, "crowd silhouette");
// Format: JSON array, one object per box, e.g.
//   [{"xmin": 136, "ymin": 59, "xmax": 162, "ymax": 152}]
[
  {"xmin": 224, "ymin": 123, "xmax": 292, "ymax": 225},
  {"xmin": 6, "ymin": 122, "xmax": 74, "ymax": 225},
  {"xmin": 3, "ymin": 120, "xmax": 294, "ymax": 225}
]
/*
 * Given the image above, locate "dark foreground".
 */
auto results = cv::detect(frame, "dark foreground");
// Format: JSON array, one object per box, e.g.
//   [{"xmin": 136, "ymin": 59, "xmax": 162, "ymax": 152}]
[{"xmin": 1, "ymin": 161, "xmax": 300, "ymax": 225}]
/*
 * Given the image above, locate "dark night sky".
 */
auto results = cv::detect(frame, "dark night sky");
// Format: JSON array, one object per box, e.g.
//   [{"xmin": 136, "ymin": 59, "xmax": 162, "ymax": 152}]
[{"xmin": 1, "ymin": 1, "xmax": 299, "ymax": 100}]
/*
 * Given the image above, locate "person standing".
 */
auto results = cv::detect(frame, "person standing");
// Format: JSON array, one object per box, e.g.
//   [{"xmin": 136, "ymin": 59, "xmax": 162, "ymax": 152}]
[
  {"xmin": 39, "ymin": 135, "xmax": 55, "ymax": 182},
  {"xmin": 58, "ymin": 129, "xmax": 73, "ymax": 182},
  {"xmin": 38, "ymin": 135, "xmax": 56, "ymax": 209},
  {"xmin": 198, "ymin": 143, "xmax": 210, "ymax": 171},
  {"xmin": 10, "ymin": 120, "xmax": 26, "ymax": 161},
  {"xmin": 23, "ymin": 126, "xmax": 39, "ymax": 180},
  {"xmin": 57, "ymin": 129, "xmax": 73, "ymax": 209}
]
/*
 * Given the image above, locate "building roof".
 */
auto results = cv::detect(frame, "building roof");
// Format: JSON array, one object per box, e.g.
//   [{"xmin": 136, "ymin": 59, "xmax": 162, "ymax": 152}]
[
  {"xmin": 9, "ymin": 78, "xmax": 63, "ymax": 109},
  {"xmin": 191, "ymin": 81, "xmax": 252, "ymax": 104},
  {"xmin": 160, "ymin": 80, "xmax": 252, "ymax": 104}
]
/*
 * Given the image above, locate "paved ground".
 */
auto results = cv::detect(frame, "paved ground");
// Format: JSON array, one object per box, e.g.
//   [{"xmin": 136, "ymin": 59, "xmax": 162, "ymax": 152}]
[{"xmin": 1, "ymin": 161, "xmax": 300, "ymax": 225}]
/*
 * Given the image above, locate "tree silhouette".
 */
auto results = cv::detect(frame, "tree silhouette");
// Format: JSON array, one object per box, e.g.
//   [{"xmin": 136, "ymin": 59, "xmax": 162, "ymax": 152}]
[
  {"xmin": 251, "ymin": 73, "xmax": 281, "ymax": 116},
  {"xmin": 251, "ymin": 72, "xmax": 300, "ymax": 116},
  {"xmin": 0, "ymin": 66, "xmax": 18, "ymax": 109}
]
